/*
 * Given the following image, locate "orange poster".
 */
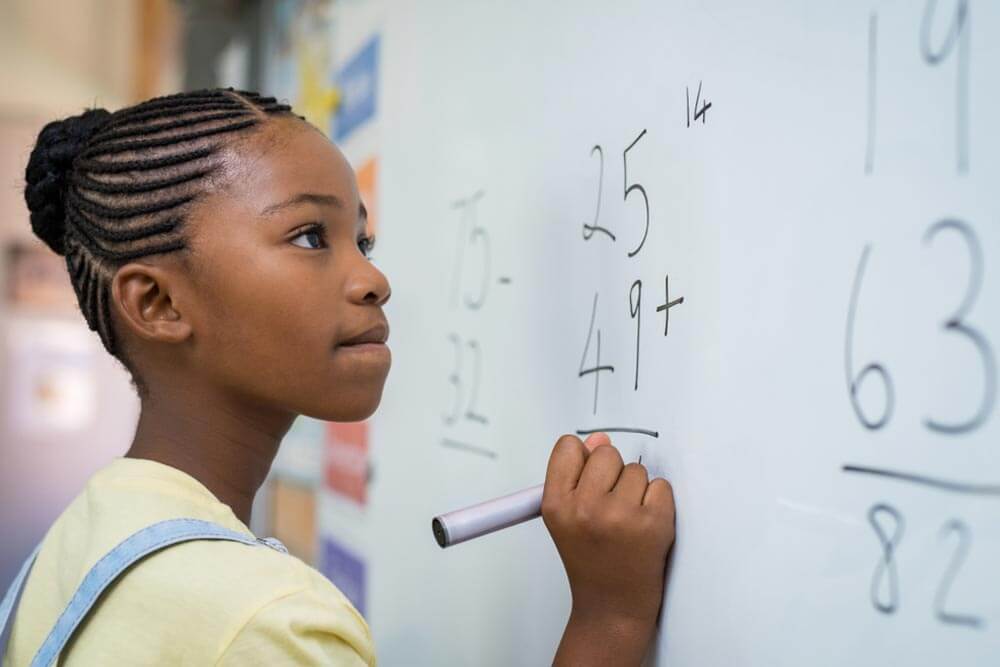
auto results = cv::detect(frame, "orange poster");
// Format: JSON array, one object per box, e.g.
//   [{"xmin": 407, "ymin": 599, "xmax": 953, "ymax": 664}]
[
  {"xmin": 325, "ymin": 421, "xmax": 368, "ymax": 505},
  {"xmin": 355, "ymin": 157, "xmax": 378, "ymax": 235}
]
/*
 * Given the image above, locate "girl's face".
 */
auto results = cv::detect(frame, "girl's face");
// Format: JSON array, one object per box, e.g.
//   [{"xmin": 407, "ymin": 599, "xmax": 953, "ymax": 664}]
[{"xmin": 176, "ymin": 118, "xmax": 391, "ymax": 421}]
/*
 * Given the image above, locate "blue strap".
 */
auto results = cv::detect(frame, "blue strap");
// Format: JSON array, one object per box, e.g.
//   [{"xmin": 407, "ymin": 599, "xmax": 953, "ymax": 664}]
[
  {"xmin": 0, "ymin": 543, "xmax": 42, "ymax": 662},
  {"xmin": 0, "ymin": 518, "xmax": 286, "ymax": 667}
]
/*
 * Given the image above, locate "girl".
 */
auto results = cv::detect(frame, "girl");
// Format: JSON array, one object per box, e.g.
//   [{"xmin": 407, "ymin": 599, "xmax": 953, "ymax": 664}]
[{"xmin": 1, "ymin": 89, "xmax": 675, "ymax": 666}]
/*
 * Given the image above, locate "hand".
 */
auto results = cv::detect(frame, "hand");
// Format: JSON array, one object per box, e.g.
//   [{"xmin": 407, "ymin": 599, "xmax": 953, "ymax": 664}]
[{"xmin": 542, "ymin": 433, "xmax": 675, "ymax": 664}]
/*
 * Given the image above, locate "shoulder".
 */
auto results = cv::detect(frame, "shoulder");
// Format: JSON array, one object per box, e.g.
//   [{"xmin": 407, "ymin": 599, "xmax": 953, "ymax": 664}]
[
  {"xmin": 15, "ymin": 459, "xmax": 375, "ymax": 663},
  {"xmin": 139, "ymin": 539, "xmax": 375, "ymax": 665},
  {"xmin": 215, "ymin": 584, "xmax": 376, "ymax": 666},
  {"xmin": 133, "ymin": 536, "xmax": 357, "ymax": 621}
]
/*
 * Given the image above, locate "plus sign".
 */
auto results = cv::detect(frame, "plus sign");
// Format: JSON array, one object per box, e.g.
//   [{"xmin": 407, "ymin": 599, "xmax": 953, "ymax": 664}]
[{"xmin": 656, "ymin": 275, "xmax": 684, "ymax": 336}]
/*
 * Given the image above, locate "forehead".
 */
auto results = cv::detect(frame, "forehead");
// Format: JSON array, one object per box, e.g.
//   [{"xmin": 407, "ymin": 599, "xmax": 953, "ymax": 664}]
[{"xmin": 216, "ymin": 118, "xmax": 359, "ymax": 213}]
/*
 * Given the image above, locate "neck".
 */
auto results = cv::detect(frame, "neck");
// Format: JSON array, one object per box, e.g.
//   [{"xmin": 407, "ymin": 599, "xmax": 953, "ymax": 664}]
[{"xmin": 125, "ymin": 385, "xmax": 295, "ymax": 526}]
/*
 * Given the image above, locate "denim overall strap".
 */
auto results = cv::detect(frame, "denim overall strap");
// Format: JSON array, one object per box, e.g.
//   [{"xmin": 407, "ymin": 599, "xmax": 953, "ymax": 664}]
[
  {"xmin": 0, "ymin": 544, "xmax": 42, "ymax": 663},
  {"xmin": 0, "ymin": 518, "xmax": 287, "ymax": 667}
]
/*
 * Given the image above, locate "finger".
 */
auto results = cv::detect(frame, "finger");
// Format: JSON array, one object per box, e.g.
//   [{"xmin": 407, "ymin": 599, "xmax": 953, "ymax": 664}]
[
  {"xmin": 612, "ymin": 462, "xmax": 649, "ymax": 505},
  {"xmin": 582, "ymin": 432, "xmax": 611, "ymax": 453},
  {"xmin": 576, "ymin": 444, "xmax": 625, "ymax": 495},
  {"xmin": 544, "ymin": 434, "xmax": 588, "ymax": 498},
  {"xmin": 643, "ymin": 477, "xmax": 675, "ymax": 518}
]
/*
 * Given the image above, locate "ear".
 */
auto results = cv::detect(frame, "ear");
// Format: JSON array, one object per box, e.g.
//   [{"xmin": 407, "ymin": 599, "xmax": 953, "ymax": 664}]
[{"xmin": 111, "ymin": 262, "xmax": 192, "ymax": 345}]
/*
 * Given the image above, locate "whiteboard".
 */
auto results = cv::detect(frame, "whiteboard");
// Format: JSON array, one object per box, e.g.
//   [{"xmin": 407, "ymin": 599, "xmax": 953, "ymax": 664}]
[{"xmin": 315, "ymin": 2, "xmax": 1000, "ymax": 664}]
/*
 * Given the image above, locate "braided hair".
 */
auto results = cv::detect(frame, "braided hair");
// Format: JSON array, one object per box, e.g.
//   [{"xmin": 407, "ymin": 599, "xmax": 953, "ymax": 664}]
[{"xmin": 23, "ymin": 88, "xmax": 297, "ymax": 374}]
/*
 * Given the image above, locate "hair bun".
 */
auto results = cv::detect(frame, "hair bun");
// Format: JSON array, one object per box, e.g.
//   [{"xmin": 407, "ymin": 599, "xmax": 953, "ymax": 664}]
[{"xmin": 23, "ymin": 108, "xmax": 112, "ymax": 255}]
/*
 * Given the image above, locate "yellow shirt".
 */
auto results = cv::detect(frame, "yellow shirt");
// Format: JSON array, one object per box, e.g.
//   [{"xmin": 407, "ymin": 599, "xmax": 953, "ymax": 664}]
[{"xmin": 3, "ymin": 457, "xmax": 375, "ymax": 666}]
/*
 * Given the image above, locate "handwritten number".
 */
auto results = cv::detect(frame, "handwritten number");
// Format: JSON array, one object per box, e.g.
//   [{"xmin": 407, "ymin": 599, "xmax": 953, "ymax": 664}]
[
  {"xmin": 582, "ymin": 132, "xmax": 649, "ymax": 255},
  {"xmin": 464, "ymin": 340, "xmax": 488, "ymax": 424},
  {"xmin": 920, "ymin": 0, "xmax": 967, "ymax": 64},
  {"xmin": 845, "ymin": 245, "xmax": 895, "ymax": 430},
  {"xmin": 449, "ymin": 200, "xmax": 468, "ymax": 308},
  {"xmin": 686, "ymin": 81, "xmax": 711, "ymax": 127},
  {"xmin": 934, "ymin": 519, "xmax": 983, "ymax": 628},
  {"xmin": 923, "ymin": 220, "xmax": 995, "ymax": 433},
  {"xmin": 869, "ymin": 503, "xmax": 904, "ymax": 614},
  {"xmin": 865, "ymin": 12, "xmax": 878, "ymax": 174},
  {"xmin": 464, "ymin": 225, "xmax": 490, "ymax": 310},
  {"xmin": 629, "ymin": 280, "xmax": 642, "ymax": 391},
  {"xmin": 866, "ymin": 509, "xmax": 986, "ymax": 626},
  {"xmin": 444, "ymin": 335, "xmax": 488, "ymax": 426},
  {"xmin": 450, "ymin": 191, "xmax": 488, "ymax": 309},
  {"xmin": 580, "ymin": 293, "xmax": 615, "ymax": 415},
  {"xmin": 444, "ymin": 334, "xmax": 463, "ymax": 425},
  {"xmin": 583, "ymin": 145, "xmax": 615, "ymax": 241},
  {"xmin": 623, "ymin": 129, "xmax": 650, "ymax": 258},
  {"xmin": 920, "ymin": 0, "xmax": 969, "ymax": 172}
]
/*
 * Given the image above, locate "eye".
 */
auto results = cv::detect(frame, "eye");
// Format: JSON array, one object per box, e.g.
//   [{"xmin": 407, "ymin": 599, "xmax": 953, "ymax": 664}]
[
  {"xmin": 358, "ymin": 234, "xmax": 376, "ymax": 258},
  {"xmin": 290, "ymin": 225, "xmax": 327, "ymax": 249}
]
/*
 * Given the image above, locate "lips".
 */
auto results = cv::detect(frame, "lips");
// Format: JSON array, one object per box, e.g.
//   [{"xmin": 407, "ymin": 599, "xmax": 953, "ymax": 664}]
[{"xmin": 339, "ymin": 321, "xmax": 389, "ymax": 347}]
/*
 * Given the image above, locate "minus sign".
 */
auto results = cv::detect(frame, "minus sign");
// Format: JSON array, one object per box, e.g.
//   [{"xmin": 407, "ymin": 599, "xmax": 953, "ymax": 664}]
[
  {"xmin": 576, "ymin": 427, "xmax": 659, "ymax": 438},
  {"xmin": 498, "ymin": 277, "xmax": 512, "ymax": 284},
  {"xmin": 441, "ymin": 437, "xmax": 498, "ymax": 459}
]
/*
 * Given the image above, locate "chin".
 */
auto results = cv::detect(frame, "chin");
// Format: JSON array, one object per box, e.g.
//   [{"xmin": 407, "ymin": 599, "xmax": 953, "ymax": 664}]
[{"xmin": 305, "ymin": 387, "xmax": 385, "ymax": 422}]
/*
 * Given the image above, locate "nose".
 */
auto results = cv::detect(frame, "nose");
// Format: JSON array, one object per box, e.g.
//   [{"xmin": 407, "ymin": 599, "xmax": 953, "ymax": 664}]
[{"xmin": 346, "ymin": 255, "xmax": 391, "ymax": 306}]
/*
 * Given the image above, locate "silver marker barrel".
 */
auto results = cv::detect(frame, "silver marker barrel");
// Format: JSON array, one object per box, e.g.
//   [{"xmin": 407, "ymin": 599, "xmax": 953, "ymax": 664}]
[{"xmin": 432, "ymin": 484, "xmax": 544, "ymax": 548}]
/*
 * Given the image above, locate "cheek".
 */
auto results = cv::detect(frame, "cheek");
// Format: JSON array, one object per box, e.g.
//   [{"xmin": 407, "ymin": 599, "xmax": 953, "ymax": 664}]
[
  {"xmin": 182, "ymin": 235, "xmax": 388, "ymax": 419},
  {"xmin": 190, "ymin": 246, "xmax": 338, "ymax": 369}
]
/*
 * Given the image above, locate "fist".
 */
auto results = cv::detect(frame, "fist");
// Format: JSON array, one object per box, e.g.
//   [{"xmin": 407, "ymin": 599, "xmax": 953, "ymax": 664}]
[{"xmin": 541, "ymin": 433, "xmax": 675, "ymax": 624}]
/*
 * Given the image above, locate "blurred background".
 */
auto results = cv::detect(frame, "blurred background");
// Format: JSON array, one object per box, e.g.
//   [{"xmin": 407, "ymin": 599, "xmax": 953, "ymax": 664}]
[
  {"xmin": 6, "ymin": 3, "xmax": 997, "ymax": 664},
  {"xmin": 1, "ymin": 0, "xmax": 353, "ymax": 596}
]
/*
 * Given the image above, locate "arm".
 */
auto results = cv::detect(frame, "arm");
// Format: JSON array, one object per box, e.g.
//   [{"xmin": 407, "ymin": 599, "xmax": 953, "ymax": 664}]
[
  {"xmin": 554, "ymin": 607, "xmax": 655, "ymax": 666},
  {"xmin": 542, "ymin": 434, "xmax": 675, "ymax": 667}
]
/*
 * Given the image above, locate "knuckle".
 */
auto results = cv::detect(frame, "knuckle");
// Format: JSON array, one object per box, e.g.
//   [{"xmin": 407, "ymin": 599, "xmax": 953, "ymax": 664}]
[
  {"xmin": 604, "ymin": 505, "xmax": 631, "ymax": 531},
  {"xmin": 574, "ymin": 499, "xmax": 611, "ymax": 535},
  {"xmin": 572, "ymin": 500, "xmax": 594, "ymax": 526},
  {"xmin": 584, "ymin": 497, "xmax": 631, "ymax": 532},
  {"xmin": 636, "ymin": 515, "xmax": 657, "ymax": 539}
]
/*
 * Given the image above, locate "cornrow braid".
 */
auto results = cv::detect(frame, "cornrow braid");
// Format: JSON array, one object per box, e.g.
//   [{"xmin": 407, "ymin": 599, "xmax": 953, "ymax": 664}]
[
  {"xmin": 75, "ymin": 146, "xmax": 216, "ymax": 174},
  {"xmin": 90, "ymin": 110, "xmax": 251, "ymax": 144},
  {"xmin": 80, "ymin": 117, "xmax": 259, "ymax": 158},
  {"xmin": 23, "ymin": 87, "xmax": 297, "ymax": 369},
  {"xmin": 102, "ymin": 101, "xmax": 249, "ymax": 128}
]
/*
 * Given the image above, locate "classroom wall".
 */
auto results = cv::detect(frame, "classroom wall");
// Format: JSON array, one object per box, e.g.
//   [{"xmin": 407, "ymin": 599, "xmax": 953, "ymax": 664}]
[
  {"xmin": 0, "ymin": 0, "xmax": 293, "ymax": 589},
  {"xmin": 0, "ymin": 0, "xmax": 183, "ymax": 591}
]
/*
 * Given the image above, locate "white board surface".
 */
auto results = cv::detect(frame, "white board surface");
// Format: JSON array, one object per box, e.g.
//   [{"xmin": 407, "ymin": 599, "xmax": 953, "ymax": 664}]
[{"xmin": 322, "ymin": 2, "xmax": 1000, "ymax": 664}]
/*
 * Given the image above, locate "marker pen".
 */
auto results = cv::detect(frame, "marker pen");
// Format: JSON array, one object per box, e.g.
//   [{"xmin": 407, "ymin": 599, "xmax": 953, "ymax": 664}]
[{"xmin": 432, "ymin": 484, "xmax": 544, "ymax": 548}]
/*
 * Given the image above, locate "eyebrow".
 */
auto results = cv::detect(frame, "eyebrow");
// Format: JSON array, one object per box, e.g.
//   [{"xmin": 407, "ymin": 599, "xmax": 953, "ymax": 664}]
[
  {"xmin": 259, "ymin": 193, "xmax": 345, "ymax": 216},
  {"xmin": 260, "ymin": 192, "xmax": 369, "ymax": 224}
]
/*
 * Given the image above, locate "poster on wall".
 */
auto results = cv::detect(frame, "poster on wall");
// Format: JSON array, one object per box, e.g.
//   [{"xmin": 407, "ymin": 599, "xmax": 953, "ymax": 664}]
[
  {"xmin": 268, "ymin": 477, "xmax": 318, "ymax": 565},
  {"xmin": 333, "ymin": 34, "xmax": 379, "ymax": 142},
  {"xmin": 5, "ymin": 243, "xmax": 76, "ymax": 312},
  {"xmin": 355, "ymin": 157, "xmax": 378, "ymax": 234},
  {"xmin": 325, "ymin": 421, "xmax": 369, "ymax": 506},
  {"xmin": 320, "ymin": 535, "xmax": 367, "ymax": 616},
  {"xmin": 264, "ymin": 0, "xmax": 339, "ymax": 134},
  {"xmin": 5, "ymin": 319, "xmax": 98, "ymax": 436}
]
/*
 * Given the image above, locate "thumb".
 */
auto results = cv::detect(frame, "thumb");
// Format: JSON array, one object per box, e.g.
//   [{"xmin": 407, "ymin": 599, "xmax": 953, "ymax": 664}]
[{"xmin": 582, "ymin": 432, "xmax": 612, "ymax": 454}]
